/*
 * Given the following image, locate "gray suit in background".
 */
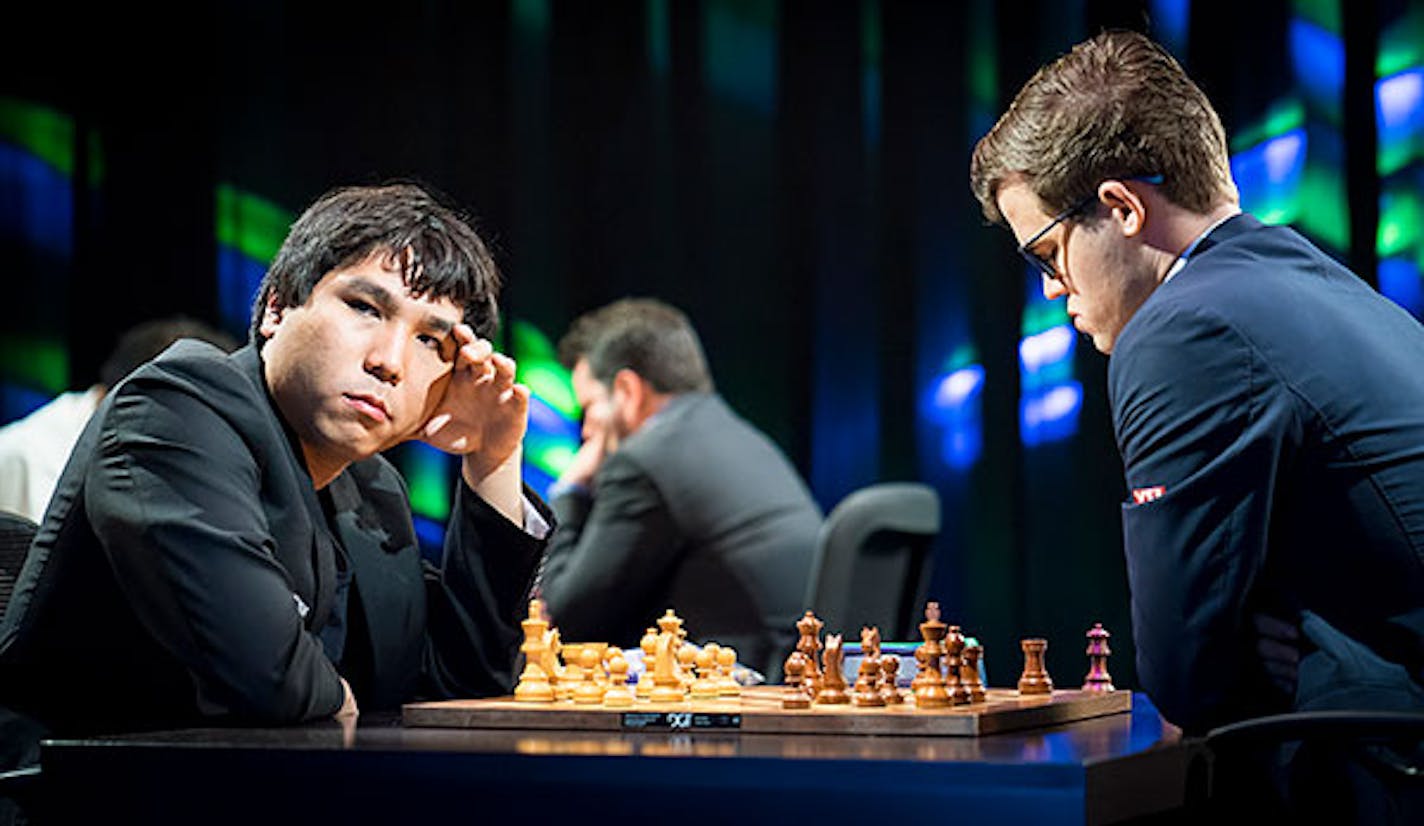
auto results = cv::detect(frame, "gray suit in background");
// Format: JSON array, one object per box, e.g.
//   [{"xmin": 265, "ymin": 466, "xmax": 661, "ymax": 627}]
[{"xmin": 540, "ymin": 393, "xmax": 821, "ymax": 678}]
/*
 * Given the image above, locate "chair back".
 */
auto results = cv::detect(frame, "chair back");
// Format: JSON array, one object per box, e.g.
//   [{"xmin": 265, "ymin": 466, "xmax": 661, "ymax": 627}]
[
  {"xmin": 0, "ymin": 511, "xmax": 38, "ymax": 618},
  {"xmin": 805, "ymin": 483, "xmax": 940, "ymax": 640},
  {"xmin": 1204, "ymin": 710, "xmax": 1424, "ymax": 821}
]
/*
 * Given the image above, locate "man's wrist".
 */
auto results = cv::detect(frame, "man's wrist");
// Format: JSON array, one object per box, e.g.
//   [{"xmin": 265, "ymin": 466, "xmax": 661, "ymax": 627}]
[{"xmin": 464, "ymin": 446, "xmax": 523, "ymax": 525}]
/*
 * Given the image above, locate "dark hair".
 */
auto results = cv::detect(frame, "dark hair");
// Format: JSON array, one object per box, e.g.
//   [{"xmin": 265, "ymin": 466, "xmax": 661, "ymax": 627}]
[
  {"xmin": 100, "ymin": 317, "xmax": 239, "ymax": 387},
  {"xmin": 556, "ymin": 309, "xmax": 602, "ymax": 372},
  {"xmin": 250, "ymin": 183, "xmax": 501, "ymax": 342},
  {"xmin": 560, "ymin": 298, "xmax": 714, "ymax": 394},
  {"xmin": 970, "ymin": 30, "xmax": 1237, "ymax": 225}
]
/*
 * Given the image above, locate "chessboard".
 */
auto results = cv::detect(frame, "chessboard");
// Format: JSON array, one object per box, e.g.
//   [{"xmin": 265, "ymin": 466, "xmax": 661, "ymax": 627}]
[
  {"xmin": 401, "ymin": 686, "xmax": 1131, "ymax": 737},
  {"xmin": 426, "ymin": 599, "xmax": 1132, "ymax": 737}
]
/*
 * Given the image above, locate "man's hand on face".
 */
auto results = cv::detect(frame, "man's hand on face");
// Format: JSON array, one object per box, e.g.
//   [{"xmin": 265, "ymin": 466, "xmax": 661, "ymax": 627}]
[
  {"xmin": 559, "ymin": 402, "xmax": 616, "ymax": 489},
  {"xmin": 421, "ymin": 324, "xmax": 530, "ymax": 484}
]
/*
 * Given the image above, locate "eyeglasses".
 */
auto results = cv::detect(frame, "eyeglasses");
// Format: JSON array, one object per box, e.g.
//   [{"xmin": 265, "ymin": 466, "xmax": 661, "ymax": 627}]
[
  {"xmin": 1016, "ymin": 174, "xmax": 1165, "ymax": 281},
  {"xmin": 1016, "ymin": 195, "xmax": 1097, "ymax": 280}
]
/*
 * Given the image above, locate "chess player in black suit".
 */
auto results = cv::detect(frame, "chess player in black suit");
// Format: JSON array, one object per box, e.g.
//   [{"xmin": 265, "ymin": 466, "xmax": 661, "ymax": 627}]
[
  {"xmin": 0, "ymin": 184, "xmax": 548, "ymax": 741},
  {"xmin": 539, "ymin": 298, "xmax": 821, "ymax": 679},
  {"xmin": 972, "ymin": 31, "xmax": 1424, "ymax": 817}
]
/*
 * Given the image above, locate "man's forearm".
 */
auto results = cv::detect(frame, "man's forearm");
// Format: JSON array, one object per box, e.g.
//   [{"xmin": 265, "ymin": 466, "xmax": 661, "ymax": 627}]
[{"xmin": 464, "ymin": 445, "xmax": 523, "ymax": 526}]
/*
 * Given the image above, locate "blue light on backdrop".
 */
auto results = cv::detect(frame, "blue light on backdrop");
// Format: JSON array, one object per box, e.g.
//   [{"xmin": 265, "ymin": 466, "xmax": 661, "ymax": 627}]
[
  {"xmin": 1290, "ymin": 17, "xmax": 1345, "ymax": 120},
  {"xmin": 1018, "ymin": 278, "xmax": 1080, "ymax": 448},
  {"xmin": 1150, "ymin": 0, "xmax": 1191, "ymax": 58},
  {"xmin": 1379, "ymin": 257, "xmax": 1423, "ymax": 317},
  {"xmin": 925, "ymin": 361, "xmax": 983, "ymax": 471},
  {"xmin": 1231, "ymin": 128, "xmax": 1308, "ymax": 225}
]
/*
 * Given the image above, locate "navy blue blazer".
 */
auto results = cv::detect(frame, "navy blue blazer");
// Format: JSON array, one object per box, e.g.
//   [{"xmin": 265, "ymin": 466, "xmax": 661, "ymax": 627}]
[
  {"xmin": 1110, "ymin": 214, "xmax": 1424, "ymax": 734},
  {"xmin": 0, "ymin": 341, "xmax": 545, "ymax": 733}
]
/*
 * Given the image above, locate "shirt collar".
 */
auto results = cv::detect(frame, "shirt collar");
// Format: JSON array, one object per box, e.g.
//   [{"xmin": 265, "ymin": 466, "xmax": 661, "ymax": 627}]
[{"xmin": 1163, "ymin": 208, "xmax": 1241, "ymax": 284}]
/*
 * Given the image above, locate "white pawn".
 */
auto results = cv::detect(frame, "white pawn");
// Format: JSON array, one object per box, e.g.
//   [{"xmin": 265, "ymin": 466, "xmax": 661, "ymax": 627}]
[
  {"xmin": 716, "ymin": 645, "xmax": 741, "ymax": 698},
  {"xmin": 573, "ymin": 648, "xmax": 605, "ymax": 704},
  {"xmin": 603, "ymin": 653, "xmax": 635, "ymax": 708},
  {"xmin": 691, "ymin": 647, "xmax": 719, "ymax": 700}
]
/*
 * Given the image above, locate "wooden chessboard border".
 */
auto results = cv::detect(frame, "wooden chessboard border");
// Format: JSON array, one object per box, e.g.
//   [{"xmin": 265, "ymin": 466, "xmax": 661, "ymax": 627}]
[{"xmin": 402, "ymin": 686, "xmax": 1131, "ymax": 737}]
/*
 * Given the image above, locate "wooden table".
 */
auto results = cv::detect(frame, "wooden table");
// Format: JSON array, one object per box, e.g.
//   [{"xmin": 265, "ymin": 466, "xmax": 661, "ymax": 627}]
[{"xmin": 33, "ymin": 692, "xmax": 1203, "ymax": 824}]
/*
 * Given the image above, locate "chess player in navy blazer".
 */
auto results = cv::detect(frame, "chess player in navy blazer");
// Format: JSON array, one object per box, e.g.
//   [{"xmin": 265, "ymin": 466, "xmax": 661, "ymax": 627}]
[
  {"xmin": 971, "ymin": 29, "xmax": 1424, "ymax": 746},
  {"xmin": 0, "ymin": 184, "xmax": 548, "ymax": 740}
]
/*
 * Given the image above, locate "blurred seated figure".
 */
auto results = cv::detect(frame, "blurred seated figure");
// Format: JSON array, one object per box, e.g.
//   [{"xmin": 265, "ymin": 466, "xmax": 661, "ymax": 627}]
[
  {"xmin": 539, "ymin": 298, "xmax": 822, "ymax": 679},
  {"xmin": 0, "ymin": 318, "xmax": 238, "ymax": 522}
]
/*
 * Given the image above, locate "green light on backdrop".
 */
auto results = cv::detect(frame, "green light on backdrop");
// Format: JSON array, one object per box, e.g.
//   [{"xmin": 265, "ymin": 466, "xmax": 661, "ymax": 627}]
[
  {"xmin": 511, "ymin": 320, "xmax": 577, "ymax": 418},
  {"xmin": 404, "ymin": 446, "xmax": 452, "ymax": 522},
  {"xmin": 526, "ymin": 435, "xmax": 576, "ymax": 479},
  {"xmin": 946, "ymin": 344, "xmax": 979, "ymax": 373},
  {"xmin": 1231, "ymin": 98, "xmax": 1305, "ymax": 152},
  {"xmin": 1021, "ymin": 300, "xmax": 1069, "ymax": 338},
  {"xmin": 861, "ymin": 0, "xmax": 881, "ymax": 69},
  {"xmin": 85, "ymin": 130, "xmax": 103, "ymax": 188},
  {"xmin": 1378, "ymin": 189, "xmax": 1422, "ymax": 258},
  {"xmin": 1295, "ymin": 161, "xmax": 1350, "ymax": 251},
  {"xmin": 0, "ymin": 336, "xmax": 68, "ymax": 394},
  {"xmin": 1378, "ymin": 6, "xmax": 1424, "ymax": 77},
  {"xmin": 521, "ymin": 364, "xmax": 578, "ymax": 420},
  {"xmin": 967, "ymin": 0, "xmax": 998, "ymax": 114},
  {"xmin": 215, "ymin": 184, "xmax": 293, "ymax": 264},
  {"xmin": 646, "ymin": 0, "xmax": 670, "ymax": 75},
  {"xmin": 513, "ymin": 0, "xmax": 550, "ymax": 39},
  {"xmin": 0, "ymin": 97, "xmax": 75, "ymax": 178},
  {"xmin": 1292, "ymin": 0, "xmax": 1340, "ymax": 34},
  {"xmin": 703, "ymin": 0, "xmax": 779, "ymax": 114}
]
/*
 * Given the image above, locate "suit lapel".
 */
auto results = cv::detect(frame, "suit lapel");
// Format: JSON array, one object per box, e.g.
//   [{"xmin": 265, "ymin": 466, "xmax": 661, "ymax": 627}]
[{"xmin": 234, "ymin": 345, "xmax": 340, "ymax": 633}]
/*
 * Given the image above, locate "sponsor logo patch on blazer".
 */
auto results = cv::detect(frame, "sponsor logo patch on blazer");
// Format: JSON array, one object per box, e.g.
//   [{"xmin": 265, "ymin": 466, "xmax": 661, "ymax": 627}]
[{"xmin": 1131, "ymin": 485, "xmax": 1166, "ymax": 504}]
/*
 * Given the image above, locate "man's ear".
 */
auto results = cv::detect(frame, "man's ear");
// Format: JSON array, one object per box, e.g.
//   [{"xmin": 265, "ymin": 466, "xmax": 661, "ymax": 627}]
[
  {"xmin": 612, "ymin": 368, "xmax": 644, "ymax": 410},
  {"xmin": 1098, "ymin": 180, "xmax": 1147, "ymax": 238},
  {"xmin": 258, "ymin": 291, "xmax": 287, "ymax": 339}
]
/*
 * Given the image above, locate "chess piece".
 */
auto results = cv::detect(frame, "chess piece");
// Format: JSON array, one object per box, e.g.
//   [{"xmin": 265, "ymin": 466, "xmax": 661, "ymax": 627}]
[
  {"xmin": 637, "ymin": 626, "xmax": 659, "ymax": 699},
  {"xmin": 691, "ymin": 647, "xmax": 719, "ymax": 699},
  {"xmin": 782, "ymin": 651, "xmax": 812, "ymax": 709},
  {"xmin": 1018, "ymin": 638, "xmax": 1053, "ymax": 695},
  {"xmin": 784, "ymin": 648, "xmax": 815, "ymax": 701},
  {"xmin": 600, "ymin": 646, "xmax": 623, "ymax": 686},
  {"xmin": 796, "ymin": 611, "xmax": 825, "ymax": 697},
  {"xmin": 853, "ymin": 626, "xmax": 885, "ymax": 707},
  {"xmin": 1082, "ymin": 623, "xmax": 1115, "ymax": 692},
  {"xmin": 946, "ymin": 624, "xmax": 969, "ymax": 705},
  {"xmin": 677, "ymin": 643, "xmax": 702, "ymax": 695},
  {"xmin": 961, "ymin": 642, "xmax": 986, "ymax": 703},
  {"xmin": 560, "ymin": 643, "xmax": 585, "ymax": 701},
  {"xmin": 603, "ymin": 653, "xmax": 635, "ymax": 708},
  {"xmin": 514, "ymin": 600, "xmax": 555, "ymax": 702},
  {"xmin": 913, "ymin": 603, "xmax": 950, "ymax": 708},
  {"xmin": 539, "ymin": 627, "xmax": 565, "ymax": 690},
  {"xmin": 853, "ymin": 664, "xmax": 885, "ymax": 706},
  {"xmin": 913, "ymin": 646, "xmax": 950, "ymax": 708},
  {"xmin": 816, "ymin": 634, "xmax": 849, "ymax": 704},
  {"xmin": 650, "ymin": 631, "xmax": 688, "ymax": 704},
  {"xmin": 880, "ymin": 654, "xmax": 904, "ymax": 705},
  {"xmin": 657, "ymin": 610, "xmax": 690, "ymax": 687},
  {"xmin": 573, "ymin": 648, "xmax": 606, "ymax": 704},
  {"xmin": 716, "ymin": 645, "xmax": 741, "ymax": 698}
]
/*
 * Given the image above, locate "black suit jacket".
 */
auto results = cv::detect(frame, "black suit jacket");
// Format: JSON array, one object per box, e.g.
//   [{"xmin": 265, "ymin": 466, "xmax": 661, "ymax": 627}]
[
  {"xmin": 0, "ymin": 342, "xmax": 545, "ymax": 733},
  {"xmin": 539, "ymin": 393, "xmax": 821, "ymax": 678},
  {"xmin": 1110, "ymin": 214, "xmax": 1424, "ymax": 733}
]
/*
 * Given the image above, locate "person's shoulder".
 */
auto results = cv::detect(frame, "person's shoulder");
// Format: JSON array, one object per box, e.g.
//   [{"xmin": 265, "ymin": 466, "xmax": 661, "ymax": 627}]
[
  {"xmin": 97, "ymin": 343, "xmax": 275, "ymax": 445},
  {"xmin": 117, "ymin": 341, "xmax": 256, "ymax": 400},
  {"xmin": 1111, "ymin": 286, "xmax": 1252, "ymax": 394}
]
